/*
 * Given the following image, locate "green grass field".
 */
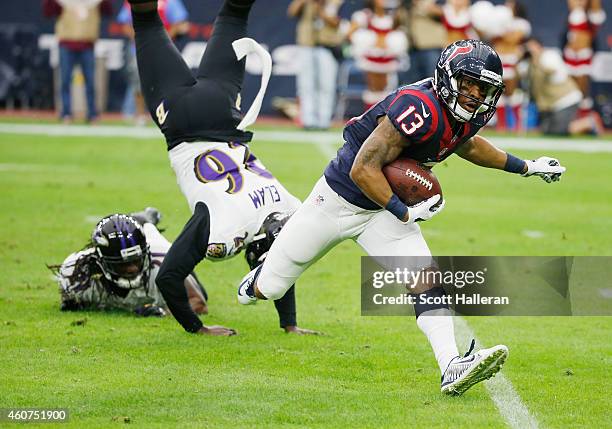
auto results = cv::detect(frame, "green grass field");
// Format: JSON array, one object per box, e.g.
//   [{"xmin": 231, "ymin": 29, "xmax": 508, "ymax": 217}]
[{"xmin": 0, "ymin": 126, "xmax": 611, "ymax": 428}]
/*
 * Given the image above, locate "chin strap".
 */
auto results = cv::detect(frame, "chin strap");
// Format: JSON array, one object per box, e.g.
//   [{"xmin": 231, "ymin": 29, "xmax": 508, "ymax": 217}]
[{"xmin": 232, "ymin": 38, "xmax": 272, "ymax": 131}]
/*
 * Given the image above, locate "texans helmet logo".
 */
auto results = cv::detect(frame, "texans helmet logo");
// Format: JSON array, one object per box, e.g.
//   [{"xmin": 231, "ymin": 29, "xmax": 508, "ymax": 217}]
[{"xmin": 444, "ymin": 45, "xmax": 474, "ymax": 66}]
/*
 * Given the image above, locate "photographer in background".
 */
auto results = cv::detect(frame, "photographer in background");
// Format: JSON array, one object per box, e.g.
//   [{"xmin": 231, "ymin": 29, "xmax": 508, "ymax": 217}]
[
  {"xmin": 526, "ymin": 38, "xmax": 603, "ymax": 136},
  {"xmin": 116, "ymin": 0, "xmax": 190, "ymax": 125},
  {"xmin": 42, "ymin": 0, "xmax": 113, "ymax": 123},
  {"xmin": 399, "ymin": 0, "xmax": 446, "ymax": 83},
  {"xmin": 289, "ymin": 0, "xmax": 344, "ymax": 130}
]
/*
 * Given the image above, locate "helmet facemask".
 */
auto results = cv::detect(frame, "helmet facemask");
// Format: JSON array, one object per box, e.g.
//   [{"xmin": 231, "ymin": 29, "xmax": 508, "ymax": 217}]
[
  {"xmin": 435, "ymin": 62, "xmax": 505, "ymax": 127},
  {"xmin": 96, "ymin": 244, "xmax": 151, "ymax": 289},
  {"xmin": 91, "ymin": 214, "xmax": 151, "ymax": 291}
]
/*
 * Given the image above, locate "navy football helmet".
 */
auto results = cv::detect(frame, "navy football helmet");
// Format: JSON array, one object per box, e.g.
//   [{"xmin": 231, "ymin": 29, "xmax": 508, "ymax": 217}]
[
  {"xmin": 434, "ymin": 40, "xmax": 505, "ymax": 127},
  {"xmin": 91, "ymin": 214, "xmax": 151, "ymax": 289}
]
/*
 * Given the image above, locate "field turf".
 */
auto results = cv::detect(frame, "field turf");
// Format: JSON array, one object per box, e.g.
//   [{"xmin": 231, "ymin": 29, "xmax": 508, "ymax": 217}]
[{"xmin": 0, "ymin": 126, "xmax": 610, "ymax": 428}]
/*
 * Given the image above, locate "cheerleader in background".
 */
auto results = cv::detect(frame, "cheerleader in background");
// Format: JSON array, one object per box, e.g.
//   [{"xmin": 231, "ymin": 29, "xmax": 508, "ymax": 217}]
[
  {"xmin": 470, "ymin": 0, "xmax": 526, "ymax": 131},
  {"xmin": 563, "ymin": 0, "xmax": 606, "ymax": 115},
  {"xmin": 441, "ymin": 0, "xmax": 477, "ymax": 45},
  {"xmin": 349, "ymin": 0, "xmax": 408, "ymax": 108},
  {"xmin": 492, "ymin": 1, "xmax": 531, "ymax": 131}
]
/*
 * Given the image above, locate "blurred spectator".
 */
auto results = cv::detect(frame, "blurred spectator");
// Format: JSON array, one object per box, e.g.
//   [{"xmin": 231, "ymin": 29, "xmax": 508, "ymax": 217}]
[
  {"xmin": 563, "ymin": 0, "xmax": 606, "ymax": 115},
  {"xmin": 491, "ymin": 1, "xmax": 531, "ymax": 131},
  {"xmin": 288, "ymin": 0, "xmax": 343, "ymax": 130},
  {"xmin": 399, "ymin": 0, "xmax": 446, "ymax": 82},
  {"xmin": 43, "ymin": 0, "xmax": 113, "ymax": 123},
  {"xmin": 348, "ymin": 0, "xmax": 408, "ymax": 108},
  {"xmin": 116, "ymin": 0, "xmax": 189, "ymax": 125},
  {"xmin": 441, "ymin": 0, "xmax": 477, "ymax": 45},
  {"xmin": 526, "ymin": 38, "xmax": 602, "ymax": 136}
]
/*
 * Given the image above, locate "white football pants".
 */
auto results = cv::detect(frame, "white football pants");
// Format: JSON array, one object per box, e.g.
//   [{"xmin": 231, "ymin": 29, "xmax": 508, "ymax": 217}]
[{"xmin": 258, "ymin": 176, "xmax": 431, "ymax": 299}]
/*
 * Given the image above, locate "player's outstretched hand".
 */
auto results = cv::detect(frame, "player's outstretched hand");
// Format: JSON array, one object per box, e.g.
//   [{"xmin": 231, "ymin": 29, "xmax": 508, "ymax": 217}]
[
  {"xmin": 405, "ymin": 194, "xmax": 445, "ymax": 223},
  {"xmin": 522, "ymin": 157, "xmax": 566, "ymax": 183},
  {"xmin": 197, "ymin": 325, "xmax": 237, "ymax": 336},
  {"xmin": 284, "ymin": 326, "xmax": 324, "ymax": 335}
]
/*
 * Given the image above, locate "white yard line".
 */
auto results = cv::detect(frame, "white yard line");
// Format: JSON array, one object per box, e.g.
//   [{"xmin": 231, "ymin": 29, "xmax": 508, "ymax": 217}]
[
  {"xmin": 598, "ymin": 288, "xmax": 612, "ymax": 299},
  {"xmin": 454, "ymin": 317, "xmax": 540, "ymax": 429},
  {"xmin": 522, "ymin": 230, "xmax": 545, "ymax": 239},
  {"xmin": 313, "ymin": 137, "xmax": 338, "ymax": 160},
  {"xmin": 0, "ymin": 163, "xmax": 81, "ymax": 172},
  {"xmin": 0, "ymin": 163, "xmax": 48, "ymax": 172},
  {"xmin": 1, "ymin": 123, "xmax": 611, "ymax": 153},
  {"xmin": 84, "ymin": 215, "xmax": 104, "ymax": 224},
  {"xmin": 0, "ymin": 123, "xmax": 160, "ymax": 139}
]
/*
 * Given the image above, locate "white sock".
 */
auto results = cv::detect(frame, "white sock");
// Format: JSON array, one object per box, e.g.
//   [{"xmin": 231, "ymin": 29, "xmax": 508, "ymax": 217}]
[{"xmin": 416, "ymin": 308, "xmax": 459, "ymax": 374}]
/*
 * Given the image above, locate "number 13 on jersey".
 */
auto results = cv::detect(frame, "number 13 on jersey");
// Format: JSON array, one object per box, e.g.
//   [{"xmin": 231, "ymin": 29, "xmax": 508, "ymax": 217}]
[{"xmin": 396, "ymin": 105, "xmax": 424, "ymax": 135}]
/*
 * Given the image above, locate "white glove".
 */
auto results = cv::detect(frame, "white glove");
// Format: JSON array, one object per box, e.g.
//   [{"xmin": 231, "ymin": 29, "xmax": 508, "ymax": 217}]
[
  {"xmin": 406, "ymin": 194, "xmax": 445, "ymax": 223},
  {"xmin": 522, "ymin": 157, "xmax": 566, "ymax": 183}
]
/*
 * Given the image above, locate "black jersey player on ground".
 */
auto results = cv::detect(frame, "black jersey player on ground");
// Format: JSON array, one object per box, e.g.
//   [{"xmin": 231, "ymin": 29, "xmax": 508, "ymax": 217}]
[
  {"xmin": 127, "ymin": 0, "xmax": 318, "ymax": 336},
  {"xmin": 238, "ymin": 40, "xmax": 567, "ymax": 394}
]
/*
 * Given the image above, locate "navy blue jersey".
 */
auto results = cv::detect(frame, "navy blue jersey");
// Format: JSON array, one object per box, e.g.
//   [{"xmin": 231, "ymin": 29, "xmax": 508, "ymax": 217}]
[{"xmin": 324, "ymin": 79, "xmax": 482, "ymax": 210}]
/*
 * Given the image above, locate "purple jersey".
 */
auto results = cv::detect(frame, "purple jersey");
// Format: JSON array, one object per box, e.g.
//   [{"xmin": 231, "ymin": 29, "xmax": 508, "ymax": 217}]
[{"xmin": 324, "ymin": 78, "xmax": 482, "ymax": 209}]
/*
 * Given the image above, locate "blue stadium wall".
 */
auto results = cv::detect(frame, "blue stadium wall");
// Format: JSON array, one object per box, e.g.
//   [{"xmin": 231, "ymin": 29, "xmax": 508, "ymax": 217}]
[{"xmin": 1, "ymin": 0, "xmax": 611, "ymax": 116}]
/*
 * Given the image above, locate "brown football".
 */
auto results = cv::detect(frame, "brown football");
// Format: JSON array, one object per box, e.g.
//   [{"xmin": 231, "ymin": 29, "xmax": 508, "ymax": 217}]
[{"xmin": 382, "ymin": 158, "xmax": 443, "ymax": 206}]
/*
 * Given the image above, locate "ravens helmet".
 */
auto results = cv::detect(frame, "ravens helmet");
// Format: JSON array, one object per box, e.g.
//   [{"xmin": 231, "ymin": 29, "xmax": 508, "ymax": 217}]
[
  {"xmin": 245, "ymin": 211, "xmax": 292, "ymax": 270},
  {"xmin": 91, "ymin": 214, "xmax": 151, "ymax": 289},
  {"xmin": 434, "ymin": 40, "xmax": 505, "ymax": 127}
]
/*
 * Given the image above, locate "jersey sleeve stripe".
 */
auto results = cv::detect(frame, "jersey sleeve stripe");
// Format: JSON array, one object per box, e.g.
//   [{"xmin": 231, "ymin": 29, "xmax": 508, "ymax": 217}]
[{"xmin": 440, "ymin": 101, "xmax": 454, "ymax": 142}]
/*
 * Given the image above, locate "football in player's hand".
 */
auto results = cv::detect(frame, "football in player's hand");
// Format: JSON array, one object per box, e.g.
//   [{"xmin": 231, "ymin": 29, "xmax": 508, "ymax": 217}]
[{"xmin": 383, "ymin": 158, "xmax": 443, "ymax": 206}]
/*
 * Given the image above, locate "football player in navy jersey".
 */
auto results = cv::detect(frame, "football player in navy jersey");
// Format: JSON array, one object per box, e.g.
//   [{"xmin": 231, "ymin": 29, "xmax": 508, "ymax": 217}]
[{"xmin": 239, "ymin": 40, "xmax": 566, "ymax": 395}]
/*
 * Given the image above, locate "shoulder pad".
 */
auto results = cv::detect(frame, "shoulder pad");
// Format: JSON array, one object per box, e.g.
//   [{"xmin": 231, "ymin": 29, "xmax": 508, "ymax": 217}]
[{"xmin": 387, "ymin": 89, "xmax": 439, "ymax": 143}]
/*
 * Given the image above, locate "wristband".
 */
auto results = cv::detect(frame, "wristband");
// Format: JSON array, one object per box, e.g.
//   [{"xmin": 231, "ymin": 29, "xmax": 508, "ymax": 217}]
[
  {"xmin": 504, "ymin": 153, "xmax": 526, "ymax": 174},
  {"xmin": 385, "ymin": 194, "xmax": 408, "ymax": 220}
]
